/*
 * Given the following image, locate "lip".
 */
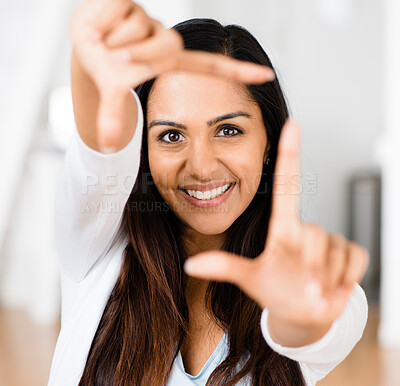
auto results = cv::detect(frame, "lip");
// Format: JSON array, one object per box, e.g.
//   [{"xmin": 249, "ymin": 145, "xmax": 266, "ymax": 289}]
[
  {"xmin": 178, "ymin": 182, "xmax": 236, "ymax": 209},
  {"xmin": 179, "ymin": 182, "xmax": 233, "ymax": 192}
]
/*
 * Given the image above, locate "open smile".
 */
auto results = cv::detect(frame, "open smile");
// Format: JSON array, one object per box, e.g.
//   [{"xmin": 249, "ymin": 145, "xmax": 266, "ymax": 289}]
[{"xmin": 178, "ymin": 182, "xmax": 236, "ymax": 208}]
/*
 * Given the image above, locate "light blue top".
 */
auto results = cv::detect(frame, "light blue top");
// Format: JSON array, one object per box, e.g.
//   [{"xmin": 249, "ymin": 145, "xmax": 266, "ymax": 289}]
[
  {"xmin": 168, "ymin": 331, "xmax": 230, "ymax": 385},
  {"xmin": 167, "ymin": 330, "xmax": 252, "ymax": 385}
]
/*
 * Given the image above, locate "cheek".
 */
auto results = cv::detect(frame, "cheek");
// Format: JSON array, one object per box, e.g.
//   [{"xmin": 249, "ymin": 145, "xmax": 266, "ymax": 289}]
[
  {"xmin": 148, "ymin": 150, "xmax": 178, "ymax": 194},
  {"xmin": 227, "ymin": 146, "xmax": 265, "ymax": 195},
  {"xmin": 239, "ymin": 162, "xmax": 264, "ymax": 200}
]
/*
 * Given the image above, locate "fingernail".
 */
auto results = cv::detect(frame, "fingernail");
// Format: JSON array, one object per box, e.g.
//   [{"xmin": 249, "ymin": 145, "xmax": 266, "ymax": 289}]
[
  {"xmin": 184, "ymin": 259, "xmax": 196, "ymax": 274},
  {"xmin": 252, "ymin": 66, "xmax": 275, "ymax": 81},
  {"xmin": 100, "ymin": 146, "xmax": 116, "ymax": 154},
  {"xmin": 264, "ymin": 67, "xmax": 276, "ymax": 81}
]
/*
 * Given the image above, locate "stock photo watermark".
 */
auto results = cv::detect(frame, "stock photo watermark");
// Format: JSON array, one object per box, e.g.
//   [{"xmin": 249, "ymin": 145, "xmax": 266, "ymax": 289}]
[{"xmin": 79, "ymin": 171, "xmax": 318, "ymax": 214}]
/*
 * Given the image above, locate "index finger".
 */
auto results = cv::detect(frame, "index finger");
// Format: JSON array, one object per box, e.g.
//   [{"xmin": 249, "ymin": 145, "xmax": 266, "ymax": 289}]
[
  {"xmin": 270, "ymin": 120, "xmax": 301, "ymax": 223},
  {"xmin": 175, "ymin": 51, "xmax": 275, "ymax": 84}
]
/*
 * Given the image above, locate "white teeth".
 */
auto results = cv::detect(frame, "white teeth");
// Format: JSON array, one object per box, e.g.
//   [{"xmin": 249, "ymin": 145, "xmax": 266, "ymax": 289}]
[
  {"xmin": 204, "ymin": 191, "xmax": 212, "ymax": 200},
  {"xmin": 185, "ymin": 183, "xmax": 232, "ymax": 200}
]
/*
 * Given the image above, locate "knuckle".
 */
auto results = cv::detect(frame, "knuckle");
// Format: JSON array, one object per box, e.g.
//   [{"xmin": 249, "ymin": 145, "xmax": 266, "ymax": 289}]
[{"xmin": 134, "ymin": 14, "xmax": 148, "ymax": 32}]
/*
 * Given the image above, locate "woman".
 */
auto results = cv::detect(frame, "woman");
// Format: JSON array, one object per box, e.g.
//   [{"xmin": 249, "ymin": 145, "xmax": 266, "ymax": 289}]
[{"xmin": 49, "ymin": 0, "xmax": 369, "ymax": 385}]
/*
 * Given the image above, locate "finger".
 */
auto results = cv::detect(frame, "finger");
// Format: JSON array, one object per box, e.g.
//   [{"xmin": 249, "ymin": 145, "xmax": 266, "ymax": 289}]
[
  {"xmin": 86, "ymin": 0, "xmax": 133, "ymax": 36},
  {"xmin": 301, "ymin": 223, "xmax": 329, "ymax": 272},
  {"xmin": 175, "ymin": 51, "xmax": 275, "ymax": 84},
  {"xmin": 116, "ymin": 34, "xmax": 274, "ymax": 84},
  {"xmin": 104, "ymin": 5, "xmax": 154, "ymax": 47},
  {"xmin": 342, "ymin": 242, "xmax": 369, "ymax": 287},
  {"xmin": 326, "ymin": 233, "xmax": 347, "ymax": 291},
  {"xmin": 96, "ymin": 86, "xmax": 131, "ymax": 149},
  {"xmin": 183, "ymin": 251, "xmax": 255, "ymax": 286},
  {"xmin": 270, "ymin": 120, "xmax": 301, "ymax": 224},
  {"xmin": 116, "ymin": 26, "xmax": 183, "ymax": 62}
]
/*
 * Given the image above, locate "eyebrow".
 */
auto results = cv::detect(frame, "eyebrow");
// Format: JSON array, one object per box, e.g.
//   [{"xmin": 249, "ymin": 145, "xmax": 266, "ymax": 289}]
[{"xmin": 148, "ymin": 112, "xmax": 252, "ymax": 130}]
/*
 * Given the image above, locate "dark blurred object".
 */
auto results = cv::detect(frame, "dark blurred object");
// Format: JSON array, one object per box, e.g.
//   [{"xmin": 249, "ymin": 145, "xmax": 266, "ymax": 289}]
[{"xmin": 349, "ymin": 172, "xmax": 381, "ymax": 303}]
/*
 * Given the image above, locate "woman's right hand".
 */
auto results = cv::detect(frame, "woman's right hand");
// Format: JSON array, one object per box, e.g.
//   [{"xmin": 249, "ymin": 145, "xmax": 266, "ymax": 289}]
[{"xmin": 71, "ymin": 0, "xmax": 275, "ymax": 150}]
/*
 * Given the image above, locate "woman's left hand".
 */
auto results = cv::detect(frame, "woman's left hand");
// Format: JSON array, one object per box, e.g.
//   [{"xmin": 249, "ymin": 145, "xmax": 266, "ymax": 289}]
[{"xmin": 184, "ymin": 120, "xmax": 369, "ymax": 346}]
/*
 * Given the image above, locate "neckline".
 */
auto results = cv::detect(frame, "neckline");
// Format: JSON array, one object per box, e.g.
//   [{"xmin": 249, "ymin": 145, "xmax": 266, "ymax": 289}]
[{"xmin": 177, "ymin": 330, "xmax": 228, "ymax": 380}]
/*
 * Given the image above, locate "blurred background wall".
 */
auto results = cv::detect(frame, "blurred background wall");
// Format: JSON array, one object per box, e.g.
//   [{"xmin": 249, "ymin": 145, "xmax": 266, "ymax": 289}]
[
  {"xmin": 192, "ymin": 0, "xmax": 383, "ymax": 232},
  {"xmin": 0, "ymin": 0, "xmax": 399, "ymax": 384}
]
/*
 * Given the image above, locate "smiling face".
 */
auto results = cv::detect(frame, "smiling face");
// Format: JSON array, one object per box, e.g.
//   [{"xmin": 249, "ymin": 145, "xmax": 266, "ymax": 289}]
[{"xmin": 147, "ymin": 72, "xmax": 268, "ymax": 239}]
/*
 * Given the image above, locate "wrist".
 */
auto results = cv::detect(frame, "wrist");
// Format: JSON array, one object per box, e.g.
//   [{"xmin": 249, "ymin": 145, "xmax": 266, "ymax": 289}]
[{"xmin": 266, "ymin": 312, "xmax": 333, "ymax": 348}]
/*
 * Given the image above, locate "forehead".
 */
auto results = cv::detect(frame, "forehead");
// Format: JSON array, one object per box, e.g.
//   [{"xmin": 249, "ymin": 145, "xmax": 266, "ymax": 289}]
[{"xmin": 147, "ymin": 72, "xmax": 259, "ymax": 120}]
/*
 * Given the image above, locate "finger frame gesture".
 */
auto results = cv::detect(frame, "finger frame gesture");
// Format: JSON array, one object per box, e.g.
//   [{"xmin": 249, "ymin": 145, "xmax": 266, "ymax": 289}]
[{"xmin": 184, "ymin": 120, "xmax": 369, "ymax": 346}]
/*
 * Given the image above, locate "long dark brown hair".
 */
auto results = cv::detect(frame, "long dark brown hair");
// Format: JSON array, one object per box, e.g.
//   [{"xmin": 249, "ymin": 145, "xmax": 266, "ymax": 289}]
[{"xmin": 79, "ymin": 19, "xmax": 306, "ymax": 385}]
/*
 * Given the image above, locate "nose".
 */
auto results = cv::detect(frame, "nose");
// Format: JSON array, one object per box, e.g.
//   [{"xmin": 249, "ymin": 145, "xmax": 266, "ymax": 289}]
[{"xmin": 185, "ymin": 139, "xmax": 219, "ymax": 181}]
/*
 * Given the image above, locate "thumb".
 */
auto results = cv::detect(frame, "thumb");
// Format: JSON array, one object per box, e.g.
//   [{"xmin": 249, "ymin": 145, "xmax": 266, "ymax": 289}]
[
  {"xmin": 97, "ymin": 86, "xmax": 129, "ymax": 150},
  {"xmin": 184, "ymin": 251, "xmax": 254, "ymax": 286}
]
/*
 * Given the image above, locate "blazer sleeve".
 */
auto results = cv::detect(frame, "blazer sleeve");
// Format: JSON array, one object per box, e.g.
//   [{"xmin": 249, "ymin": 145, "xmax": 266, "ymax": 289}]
[
  {"xmin": 260, "ymin": 284, "xmax": 368, "ymax": 385},
  {"xmin": 54, "ymin": 89, "xmax": 144, "ymax": 284}
]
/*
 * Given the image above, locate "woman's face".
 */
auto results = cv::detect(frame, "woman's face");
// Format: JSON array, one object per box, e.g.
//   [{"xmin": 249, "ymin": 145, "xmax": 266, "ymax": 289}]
[{"xmin": 147, "ymin": 72, "xmax": 268, "ymax": 236}]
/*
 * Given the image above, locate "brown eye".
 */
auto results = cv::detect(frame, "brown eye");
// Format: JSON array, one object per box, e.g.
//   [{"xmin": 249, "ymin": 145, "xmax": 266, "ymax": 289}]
[
  {"xmin": 167, "ymin": 132, "xmax": 180, "ymax": 142},
  {"xmin": 216, "ymin": 125, "xmax": 242, "ymax": 137},
  {"xmin": 159, "ymin": 130, "xmax": 184, "ymax": 144},
  {"xmin": 223, "ymin": 127, "xmax": 235, "ymax": 135}
]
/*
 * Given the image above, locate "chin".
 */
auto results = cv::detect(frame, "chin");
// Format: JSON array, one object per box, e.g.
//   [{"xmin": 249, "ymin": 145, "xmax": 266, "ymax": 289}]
[{"xmin": 184, "ymin": 217, "xmax": 235, "ymax": 236}]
